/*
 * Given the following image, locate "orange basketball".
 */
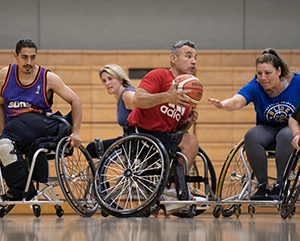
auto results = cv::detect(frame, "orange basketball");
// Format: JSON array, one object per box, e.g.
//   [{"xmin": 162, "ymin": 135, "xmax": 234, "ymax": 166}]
[{"xmin": 173, "ymin": 74, "xmax": 203, "ymax": 106}]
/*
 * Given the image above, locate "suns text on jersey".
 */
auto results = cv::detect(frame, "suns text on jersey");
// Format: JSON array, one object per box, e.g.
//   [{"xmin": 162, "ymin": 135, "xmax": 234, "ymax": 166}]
[{"xmin": 8, "ymin": 101, "xmax": 31, "ymax": 108}]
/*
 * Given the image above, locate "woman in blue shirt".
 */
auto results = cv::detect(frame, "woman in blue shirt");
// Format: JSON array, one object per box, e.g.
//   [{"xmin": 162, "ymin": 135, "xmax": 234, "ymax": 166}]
[
  {"xmin": 87, "ymin": 64, "xmax": 136, "ymax": 157},
  {"xmin": 208, "ymin": 48, "xmax": 299, "ymax": 200}
]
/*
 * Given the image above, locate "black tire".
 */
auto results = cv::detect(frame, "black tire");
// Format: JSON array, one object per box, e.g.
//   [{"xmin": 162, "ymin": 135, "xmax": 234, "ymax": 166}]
[
  {"xmin": 216, "ymin": 139, "xmax": 255, "ymax": 217},
  {"xmin": 278, "ymin": 149, "xmax": 300, "ymax": 219},
  {"xmin": 94, "ymin": 134, "xmax": 170, "ymax": 217},
  {"xmin": 55, "ymin": 137, "xmax": 98, "ymax": 217}
]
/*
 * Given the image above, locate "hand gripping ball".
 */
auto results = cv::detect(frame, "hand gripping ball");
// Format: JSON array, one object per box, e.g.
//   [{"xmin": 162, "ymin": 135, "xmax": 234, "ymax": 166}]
[{"xmin": 173, "ymin": 74, "xmax": 203, "ymax": 107}]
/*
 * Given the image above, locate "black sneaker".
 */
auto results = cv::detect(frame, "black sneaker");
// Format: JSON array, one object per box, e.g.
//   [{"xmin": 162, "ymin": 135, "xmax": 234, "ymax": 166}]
[
  {"xmin": 269, "ymin": 184, "xmax": 280, "ymax": 200},
  {"xmin": 250, "ymin": 183, "xmax": 273, "ymax": 200}
]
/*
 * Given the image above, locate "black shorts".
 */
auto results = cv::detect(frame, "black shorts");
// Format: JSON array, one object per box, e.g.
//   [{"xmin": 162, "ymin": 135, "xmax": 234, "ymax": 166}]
[{"xmin": 129, "ymin": 127, "xmax": 187, "ymax": 153}]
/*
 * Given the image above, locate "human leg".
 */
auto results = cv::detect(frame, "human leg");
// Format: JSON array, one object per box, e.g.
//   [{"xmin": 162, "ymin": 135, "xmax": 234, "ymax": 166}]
[
  {"xmin": 177, "ymin": 132, "xmax": 198, "ymax": 173},
  {"xmin": 1, "ymin": 113, "xmax": 72, "ymax": 186},
  {"xmin": 269, "ymin": 126, "xmax": 294, "ymax": 200},
  {"xmin": 275, "ymin": 126, "xmax": 294, "ymax": 185},
  {"xmin": 0, "ymin": 114, "xmax": 40, "ymax": 199},
  {"xmin": 1, "ymin": 154, "xmax": 35, "ymax": 200},
  {"xmin": 28, "ymin": 115, "xmax": 72, "ymax": 182},
  {"xmin": 244, "ymin": 125, "xmax": 277, "ymax": 184},
  {"xmin": 244, "ymin": 125, "xmax": 277, "ymax": 200}
]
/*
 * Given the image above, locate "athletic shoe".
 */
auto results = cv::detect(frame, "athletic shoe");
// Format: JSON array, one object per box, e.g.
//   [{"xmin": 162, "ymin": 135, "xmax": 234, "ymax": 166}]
[
  {"xmin": 269, "ymin": 184, "xmax": 280, "ymax": 200},
  {"xmin": 162, "ymin": 188, "xmax": 187, "ymax": 214},
  {"xmin": 191, "ymin": 195, "xmax": 207, "ymax": 202},
  {"xmin": 250, "ymin": 183, "xmax": 273, "ymax": 200}
]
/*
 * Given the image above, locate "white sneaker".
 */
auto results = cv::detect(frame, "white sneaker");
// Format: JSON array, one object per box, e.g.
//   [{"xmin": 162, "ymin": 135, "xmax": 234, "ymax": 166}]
[
  {"xmin": 162, "ymin": 188, "xmax": 177, "ymax": 199},
  {"xmin": 162, "ymin": 188, "xmax": 187, "ymax": 214},
  {"xmin": 191, "ymin": 195, "xmax": 207, "ymax": 202}
]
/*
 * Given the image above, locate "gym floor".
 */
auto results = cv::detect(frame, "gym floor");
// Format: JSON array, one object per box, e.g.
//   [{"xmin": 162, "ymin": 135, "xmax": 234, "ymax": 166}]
[{"xmin": 1, "ymin": 212, "xmax": 300, "ymax": 241}]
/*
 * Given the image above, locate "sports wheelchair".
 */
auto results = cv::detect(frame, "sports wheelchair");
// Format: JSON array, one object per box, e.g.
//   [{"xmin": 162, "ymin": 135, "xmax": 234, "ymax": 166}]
[
  {"xmin": 278, "ymin": 149, "xmax": 300, "ymax": 219},
  {"xmin": 93, "ymin": 132, "xmax": 217, "ymax": 218},
  {"xmin": 0, "ymin": 136, "xmax": 98, "ymax": 218},
  {"xmin": 214, "ymin": 139, "xmax": 279, "ymax": 217}
]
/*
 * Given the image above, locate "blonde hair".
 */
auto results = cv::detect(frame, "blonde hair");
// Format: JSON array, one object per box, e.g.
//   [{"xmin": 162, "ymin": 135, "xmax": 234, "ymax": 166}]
[{"xmin": 98, "ymin": 64, "xmax": 132, "ymax": 87}]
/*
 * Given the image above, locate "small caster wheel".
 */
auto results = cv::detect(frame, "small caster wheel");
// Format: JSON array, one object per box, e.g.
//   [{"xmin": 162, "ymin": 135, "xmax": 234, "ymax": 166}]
[
  {"xmin": 163, "ymin": 210, "xmax": 170, "ymax": 217},
  {"xmin": 188, "ymin": 205, "xmax": 197, "ymax": 217},
  {"xmin": 144, "ymin": 209, "xmax": 151, "ymax": 218},
  {"xmin": 33, "ymin": 204, "xmax": 41, "ymax": 218},
  {"xmin": 101, "ymin": 209, "xmax": 109, "ymax": 217},
  {"xmin": 55, "ymin": 205, "xmax": 64, "ymax": 217},
  {"xmin": 153, "ymin": 209, "xmax": 161, "ymax": 217},
  {"xmin": 213, "ymin": 205, "xmax": 221, "ymax": 218},
  {"xmin": 234, "ymin": 205, "xmax": 241, "ymax": 218},
  {"xmin": 0, "ymin": 208, "xmax": 5, "ymax": 218},
  {"xmin": 248, "ymin": 205, "xmax": 255, "ymax": 217}
]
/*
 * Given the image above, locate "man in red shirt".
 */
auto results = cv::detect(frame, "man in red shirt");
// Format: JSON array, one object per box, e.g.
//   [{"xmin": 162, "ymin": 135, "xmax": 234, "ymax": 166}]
[{"xmin": 127, "ymin": 40, "xmax": 199, "ymax": 213}]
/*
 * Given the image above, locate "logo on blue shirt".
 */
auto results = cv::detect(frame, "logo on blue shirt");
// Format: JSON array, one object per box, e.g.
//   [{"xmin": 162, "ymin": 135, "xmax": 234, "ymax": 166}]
[{"xmin": 265, "ymin": 102, "xmax": 295, "ymax": 123}]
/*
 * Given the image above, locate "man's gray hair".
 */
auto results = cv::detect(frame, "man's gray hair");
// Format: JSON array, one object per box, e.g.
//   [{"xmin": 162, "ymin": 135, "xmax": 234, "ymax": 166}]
[{"xmin": 171, "ymin": 40, "xmax": 195, "ymax": 55}]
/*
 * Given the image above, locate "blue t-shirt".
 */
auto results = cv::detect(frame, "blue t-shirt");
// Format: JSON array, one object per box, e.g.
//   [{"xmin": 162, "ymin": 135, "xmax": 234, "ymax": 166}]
[
  {"xmin": 117, "ymin": 86, "xmax": 136, "ymax": 126},
  {"xmin": 237, "ymin": 73, "xmax": 300, "ymax": 127}
]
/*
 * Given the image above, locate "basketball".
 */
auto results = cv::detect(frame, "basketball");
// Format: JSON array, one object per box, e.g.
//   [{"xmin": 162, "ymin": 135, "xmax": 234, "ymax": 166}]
[{"xmin": 173, "ymin": 74, "xmax": 203, "ymax": 106}]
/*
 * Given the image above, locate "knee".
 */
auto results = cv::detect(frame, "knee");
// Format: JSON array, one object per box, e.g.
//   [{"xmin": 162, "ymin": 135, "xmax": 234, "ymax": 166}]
[
  {"xmin": 0, "ymin": 138, "xmax": 18, "ymax": 167},
  {"xmin": 180, "ymin": 133, "xmax": 198, "ymax": 153},
  {"xmin": 276, "ymin": 127, "xmax": 293, "ymax": 143},
  {"xmin": 244, "ymin": 128, "xmax": 258, "ymax": 144}
]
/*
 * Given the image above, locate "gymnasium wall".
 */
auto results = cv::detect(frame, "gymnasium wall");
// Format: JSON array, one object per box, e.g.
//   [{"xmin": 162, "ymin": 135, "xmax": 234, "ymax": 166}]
[
  {"xmin": 0, "ymin": 0, "xmax": 300, "ymax": 50},
  {"xmin": 1, "ymin": 0, "xmax": 300, "ymax": 214}
]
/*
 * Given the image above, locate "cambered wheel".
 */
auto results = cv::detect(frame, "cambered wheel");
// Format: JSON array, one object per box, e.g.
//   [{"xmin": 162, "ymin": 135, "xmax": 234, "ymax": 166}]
[
  {"xmin": 56, "ymin": 137, "xmax": 98, "ymax": 217},
  {"xmin": 278, "ymin": 150, "xmax": 300, "ymax": 219},
  {"xmin": 217, "ymin": 139, "xmax": 254, "ymax": 217},
  {"xmin": 94, "ymin": 134, "xmax": 170, "ymax": 218}
]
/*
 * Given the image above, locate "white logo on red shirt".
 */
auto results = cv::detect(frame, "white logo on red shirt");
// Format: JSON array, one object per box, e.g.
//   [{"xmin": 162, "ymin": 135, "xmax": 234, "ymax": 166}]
[{"xmin": 160, "ymin": 103, "xmax": 185, "ymax": 121}]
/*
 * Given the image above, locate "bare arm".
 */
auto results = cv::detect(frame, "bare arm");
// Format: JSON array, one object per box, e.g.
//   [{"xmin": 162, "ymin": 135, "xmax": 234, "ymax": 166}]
[
  {"xmin": 207, "ymin": 94, "xmax": 247, "ymax": 111},
  {"xmin": 47, "ymin": 72, "xmax": 82, "ymax": 147},
  {"xmin": 122, "ymin": 90, "xmax": 135, "ymax": 110},
  {"xmin": 0, "ymin": 99, "xmax": 5, "ymax": 134},
  {"xmin": 0, "ymin": 67, "xmax": 8, "ymax": 133},
  {"xmin": 133, "ymin": 82, "xmax": 192, "ymax": 109},
  {"xmin": 289, "ymin": 116, "xmax": 300, "ymax": 150}
]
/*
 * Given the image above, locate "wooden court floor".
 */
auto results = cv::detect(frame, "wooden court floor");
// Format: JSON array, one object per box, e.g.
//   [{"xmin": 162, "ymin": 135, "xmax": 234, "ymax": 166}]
[{"xmin": 1, "ymin": 212, "xmax": 300, "ymax": 241}]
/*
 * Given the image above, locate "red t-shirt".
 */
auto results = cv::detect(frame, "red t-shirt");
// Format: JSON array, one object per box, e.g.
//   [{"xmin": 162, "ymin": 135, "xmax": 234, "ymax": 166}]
[{"xmin": 127, "ymin": 68, "xmax": 190, "ymax": 132}]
